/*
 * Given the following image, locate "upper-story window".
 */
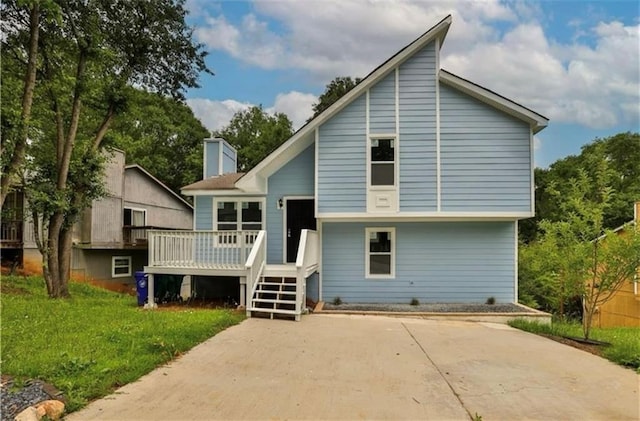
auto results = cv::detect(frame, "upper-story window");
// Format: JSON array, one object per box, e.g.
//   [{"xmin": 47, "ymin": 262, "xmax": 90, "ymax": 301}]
[
  {"xmin": 124, "ymin": 208, "xmax": 146, "ymax": 226},
  {"xmin": 370, "ymin": 138, "xmax": 395, "ymax": 186}
]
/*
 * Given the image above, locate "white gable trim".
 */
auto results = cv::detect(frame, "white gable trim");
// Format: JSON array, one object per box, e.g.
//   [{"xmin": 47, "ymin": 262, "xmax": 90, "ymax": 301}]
[
  {"xmin": 439, "ymin": 70, "xmax": 549, "ymax": 133},
  {"xmin": 235, "ymin": 15, "xmax": 453, "ymax": 193}
]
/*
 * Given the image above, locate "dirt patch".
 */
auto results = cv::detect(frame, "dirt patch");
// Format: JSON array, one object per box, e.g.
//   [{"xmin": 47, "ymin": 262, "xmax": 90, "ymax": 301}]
[
  {"xmin": 540, "ymin": 334, "xmax": 607, "ymax": 358},
  {"xmin": 0, "ymin": 283, "xmax": 29, "ymax": 295}
]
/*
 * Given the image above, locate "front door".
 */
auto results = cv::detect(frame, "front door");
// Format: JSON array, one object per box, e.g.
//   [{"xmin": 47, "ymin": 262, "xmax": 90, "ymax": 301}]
[{"xmin": 286, "ymin": 199, "xmax": 316, "ymax": 263}]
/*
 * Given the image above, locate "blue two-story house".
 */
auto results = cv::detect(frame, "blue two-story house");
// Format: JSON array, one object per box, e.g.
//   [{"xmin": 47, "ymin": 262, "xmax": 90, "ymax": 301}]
[{"xmin": 144, "ymin": 15, "xmax": 548, "ymax": 320}]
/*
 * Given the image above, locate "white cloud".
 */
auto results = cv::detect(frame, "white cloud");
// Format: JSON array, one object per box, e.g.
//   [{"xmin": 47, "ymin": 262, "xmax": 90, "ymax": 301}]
[
  {"xmin": 191, "ymin": 1, "xmax": 639, "ymax": 130},
  {"xmin": 267, "ymin": 91, "xmax": 317, "ymax": 130},
  {"xmin": 187, "ymin": 91, "xmax": 317, "ymax": 134},
  {"xmin": 186, "ymin": 98, "xmax": 251, "ymax": 133}
]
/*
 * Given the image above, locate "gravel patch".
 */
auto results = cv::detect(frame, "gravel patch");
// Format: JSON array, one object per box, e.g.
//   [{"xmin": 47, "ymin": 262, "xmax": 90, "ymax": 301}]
[
  {"xmin": 0, "ymin": 376, "xmax": 65, "ymax": 421},
  {"xmin": 322, "ymin": 302, "xmax": 531, "ymax": 313}
]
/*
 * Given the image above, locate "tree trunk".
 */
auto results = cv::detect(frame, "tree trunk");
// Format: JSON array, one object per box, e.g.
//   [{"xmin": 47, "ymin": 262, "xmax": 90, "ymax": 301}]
[
  {"xmin": 58, "ymin": 226, "xmax": 73, "ymax": 297},
  {"xmin": 46, "ymin": 212, "xmax": 64, "ymax": 297},
  {"xmin": 1, "ymin": 3, "xmax": 40, "ymax": 207}
]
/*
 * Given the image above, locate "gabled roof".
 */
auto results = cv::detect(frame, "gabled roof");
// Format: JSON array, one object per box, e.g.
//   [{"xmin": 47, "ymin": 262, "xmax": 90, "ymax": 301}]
[
  {"xmin": 182, "ymin": 172, "xmax": 245, "ymax": 191},
  {"xmin": 439, "ymin": 70, "xmax": 548, "ymax": 133},
  {"xmin": 236, "ymin": 15, "xmax": 453, "ymax": 192},
  {"xmin": 125, "ymin": 164, "xmax": 193, "ymax": 210},
  {"xmin": 233, "ymin": 14, "xmax": 547, "ymax": 193}
]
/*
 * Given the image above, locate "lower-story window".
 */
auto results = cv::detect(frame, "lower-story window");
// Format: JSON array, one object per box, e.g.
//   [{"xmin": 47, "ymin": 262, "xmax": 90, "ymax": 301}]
[
  {"xmin": 366, "ymin": 228, "xmax": 395, "ymax": 278},
  {"xmin": 112, "ymin": 256, "xmax": 132, "ymax": 278}
]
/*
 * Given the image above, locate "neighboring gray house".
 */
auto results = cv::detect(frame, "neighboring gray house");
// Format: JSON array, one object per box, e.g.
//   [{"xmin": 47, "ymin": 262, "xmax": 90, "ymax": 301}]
[
  {"xmin": 143, "ymin": 15, "xmax": 548, "ymax": 320},
  {"xmin": 70, "ymin": 149, "xmax": 194, "ymax": 285}
]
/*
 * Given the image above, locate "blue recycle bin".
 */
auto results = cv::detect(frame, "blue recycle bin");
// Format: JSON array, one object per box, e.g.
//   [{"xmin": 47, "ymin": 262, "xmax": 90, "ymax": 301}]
[{"xmin": 135, "ymin": 271, "xmax": 148, "ymax": 306}]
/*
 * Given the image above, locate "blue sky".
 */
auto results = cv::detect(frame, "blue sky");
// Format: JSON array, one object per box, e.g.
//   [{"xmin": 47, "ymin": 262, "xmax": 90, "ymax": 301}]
[{"xmin": 184, "ymin": 0, "xmax": 639, "ymax": 168}]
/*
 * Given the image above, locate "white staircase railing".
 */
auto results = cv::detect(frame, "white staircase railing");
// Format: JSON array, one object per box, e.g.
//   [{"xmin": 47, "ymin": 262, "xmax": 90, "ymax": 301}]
[
  {"xmin": 148, "ymin": 230, "xmax": 259, "ymax": 269},
  {"xmin": 294, "ymin": 229, "xmax": 319, "ymax": 318},
  {"xmin": 245, "ymin": 230, "xmax": 267, "ymax": 310}
]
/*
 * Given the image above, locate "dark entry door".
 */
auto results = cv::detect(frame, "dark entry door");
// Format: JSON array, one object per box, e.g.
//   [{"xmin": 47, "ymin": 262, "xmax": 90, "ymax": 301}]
[{"xmin": 286, "ymin": 199, "xmax": 316, "ymax": 263}]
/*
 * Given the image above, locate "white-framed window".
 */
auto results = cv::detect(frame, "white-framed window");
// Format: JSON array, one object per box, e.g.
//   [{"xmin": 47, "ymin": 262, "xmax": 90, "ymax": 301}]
[
  {"xmin": 124, "ymin": 207, "xmax": 147, "ymax": 226},
  {"xmin": 214, "ymin": 198, "xmax": 265, "ymax": 244},
  {"xmin": 365, "ymin": 227, "xmax": 395, "ymax": 278},
  {"xmin": 112, "ymin": 256, "xmax": 132, "ymax": 278},
  {"xmin": 369, "ymin": 137, "xmax": 396, "ymax": 187}
]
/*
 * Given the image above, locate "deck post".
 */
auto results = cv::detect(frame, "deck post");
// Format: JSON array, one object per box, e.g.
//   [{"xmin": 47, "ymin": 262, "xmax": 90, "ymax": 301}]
[
  {"xmin": 144, "ymin": 274, "xmax": 157, "ymax": 309},
  {"xmin": 239, "ymin": 276, "xmax": 246, "ymax": 308}
]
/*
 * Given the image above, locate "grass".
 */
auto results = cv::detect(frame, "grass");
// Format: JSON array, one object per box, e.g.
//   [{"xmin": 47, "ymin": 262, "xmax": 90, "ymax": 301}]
[
  {"xmin": 1, "ymin": 275, "xmax": 245, "ymax": 412},
  {"xmin": 509, "ymin": 319, "xmax": 640, "ymax": 372}
]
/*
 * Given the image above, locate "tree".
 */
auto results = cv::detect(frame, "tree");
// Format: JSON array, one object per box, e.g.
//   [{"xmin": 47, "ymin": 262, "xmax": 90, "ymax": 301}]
[
  {"xmin": 583, "ymin": 225, "xmax": 640, "ymax": 339},
  {"xmin": 519, "ymin": 165, "xmax": 640, "ymax": 338},
  {"xmin": 0, "ymin": 0, "xmax": 51, "ymax": 207},
  {"xmin": 214, "ymin": 106, "xmax": 293, "ymax": 172},
  {"xmin": 309, "ymin": 76, "xmax": 362, "ymax": 120},
  {"xmin": 2, "ymin": 0, "xmax": 209, "ymax": 298},
  {"xmin": 521, "ymin": 132, "xmax": 640, "ymax": 243},
  {"xmin": 107, "ymin": 89, "xmax": 210, "ymax": 193}
]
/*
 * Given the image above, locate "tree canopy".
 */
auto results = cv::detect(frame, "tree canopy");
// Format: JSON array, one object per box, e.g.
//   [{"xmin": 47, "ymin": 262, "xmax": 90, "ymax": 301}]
[
  {"xmin": 1, "ymin": 0, "xmax": 210, "ymax": 297},
  {"xmin": 106, "ymin": 89, "xmax": 210, "ymax": 193},
  {"xmin": 214, "ymin": 106, "xmax": 293, "ymax": 172},
  {"xmin": 520, "ymin": 132, "xmax": 640, "ymax": 243},
  {"xmin": 309, "ymin": 76, "xmax": 362, "ymax": 120}
]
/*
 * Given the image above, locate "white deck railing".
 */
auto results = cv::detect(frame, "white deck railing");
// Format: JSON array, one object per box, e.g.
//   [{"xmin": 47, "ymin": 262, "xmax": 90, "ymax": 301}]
[
  {"xmin": 295, "ymin": 229, "xmax": 319, "ymax": 316},
  {"xmin": 148, "ymin": 230, "xmax": 260, "ymax": 269},
  {"xmin": 245, "ymin": 231, "xmax": 267, "ymax": 303}
]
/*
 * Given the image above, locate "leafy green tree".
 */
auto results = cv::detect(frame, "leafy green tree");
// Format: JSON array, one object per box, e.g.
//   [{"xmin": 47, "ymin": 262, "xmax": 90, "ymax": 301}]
[
  {"xmin": 106, "ymin": 89, "xmax": 210, "ymax": 193},
  {"xmin": 3, "ymin": 0, "xmax": 209, "ymax": 298},
  {"xmin": 214, "ymin": 106, "xmax": 293, "ymax": 172},
  {"xmin": 522, "ymin": 132, "xmax": 640, "ymax": 243},
  {"xmin": 520, "ymin": 166, "xmax": 640, "ymax": 338},
  {"xmin": 309, "ymin": 76, "xmax": 362, "ymax": 120}
]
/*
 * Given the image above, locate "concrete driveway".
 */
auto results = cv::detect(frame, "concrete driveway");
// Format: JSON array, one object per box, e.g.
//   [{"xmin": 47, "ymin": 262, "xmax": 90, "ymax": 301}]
[{"xmin": 68, "ymin": 315, "xmax": 639, "ymax": 420}]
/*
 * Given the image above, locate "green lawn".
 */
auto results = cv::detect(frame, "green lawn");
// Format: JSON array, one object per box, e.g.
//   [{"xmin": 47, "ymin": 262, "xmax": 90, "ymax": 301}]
[
  {"xmin": 509, "ymin": 319, "xmax": 640, "ymax": 372},
  {"xmin": 1, "ymin": 275, "xmax": 245, "ymax": 412}
]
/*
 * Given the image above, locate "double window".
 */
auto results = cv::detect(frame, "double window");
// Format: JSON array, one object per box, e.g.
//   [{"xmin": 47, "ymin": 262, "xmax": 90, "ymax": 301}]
[
  {"xmin": 216, "ymin": 200, "xmax": 264, "ymax": 245},
  {"xmin": 366, "ymin": 228, "xmax": 395, "ymax": 278},
  {"xmin": 112, "ymin": 256, "xmax": 132, "ymax": 278},
  {"xmin": 370, "ymin": 138, "xmax": 395, "ymax": 186}
]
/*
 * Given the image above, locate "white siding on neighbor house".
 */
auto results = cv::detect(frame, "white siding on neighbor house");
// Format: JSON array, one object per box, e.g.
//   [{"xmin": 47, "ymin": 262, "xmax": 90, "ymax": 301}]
[
  {"xmin": 266, "ymin": 144, "xmax": 315, "ymax": 264},
  {"xmin": 398, "ymin": 41, "xmax": 437, "ymax": 211},
  {"xmin": 194, "ymin": 196, "xmax": 213, "ymax": 230},
  {"xmin": 317, "ymin": 94, "xmax": 367, "ymax": 213},
  {"xmin": 440, "ymin": 84, "xmax": 532, "ymax": 212},
  {"xmin": 369, "ymin": 71, "xmax": 396, "ymax": 134},
  {"xmin": 204, "ymin": 141, "xmax": 220, "ymax": 178},
  {"xmin": 322, "ymin": 221, "xmax": 516, "ymax": 303}
]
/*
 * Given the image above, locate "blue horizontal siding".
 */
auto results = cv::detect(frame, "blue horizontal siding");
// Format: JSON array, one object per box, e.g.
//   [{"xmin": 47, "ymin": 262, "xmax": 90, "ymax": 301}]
[
  {"xmin": 322, "ymin": 221, "xmax": 515, "ymax": 303},
  {"xmin": 194, "ymin": 196, "xmax": 212, "ymax": 230},
  {"xmin": 222, "ymin": 142, "xmax": 236, "ymax": 174},
  {"xmin": 204, "ymin": 142, "xmax": 219, "ymax": 178},
  {"xmin": 398, "ymin": 42, "xmax": 437, "ymax": 211},
  {"xmin": 266, "ymin": 144, "xmax": 315, "ymax": 263},
  {"xmin": 318, "ymin": 94, "xmax": 366, "ymax": 213},
  {"xmin": 440, "ymin": 84, "xmax": 531, "ymax": 212},
  {"xmin": 369, "ymin": 71, "xmax": 395, "ymax": 133}
]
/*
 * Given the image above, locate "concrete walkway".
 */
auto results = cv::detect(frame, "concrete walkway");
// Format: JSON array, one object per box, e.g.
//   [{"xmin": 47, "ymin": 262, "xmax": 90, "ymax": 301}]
[{"xmin": 67, "ymin": 315, "xmax": 639, "ymax": 420}]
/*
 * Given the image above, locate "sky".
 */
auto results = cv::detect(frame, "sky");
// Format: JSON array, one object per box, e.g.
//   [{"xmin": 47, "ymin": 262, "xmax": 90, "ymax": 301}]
[{"xmin": 183, "ymin": 0, "xmax": 640, "ymax": 168}]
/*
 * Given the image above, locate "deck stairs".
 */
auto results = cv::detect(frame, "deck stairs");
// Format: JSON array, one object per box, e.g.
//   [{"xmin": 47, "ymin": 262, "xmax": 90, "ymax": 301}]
[{"xmin": 248, "ymin": 265, "xmax": 302, "ymax": 321}]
